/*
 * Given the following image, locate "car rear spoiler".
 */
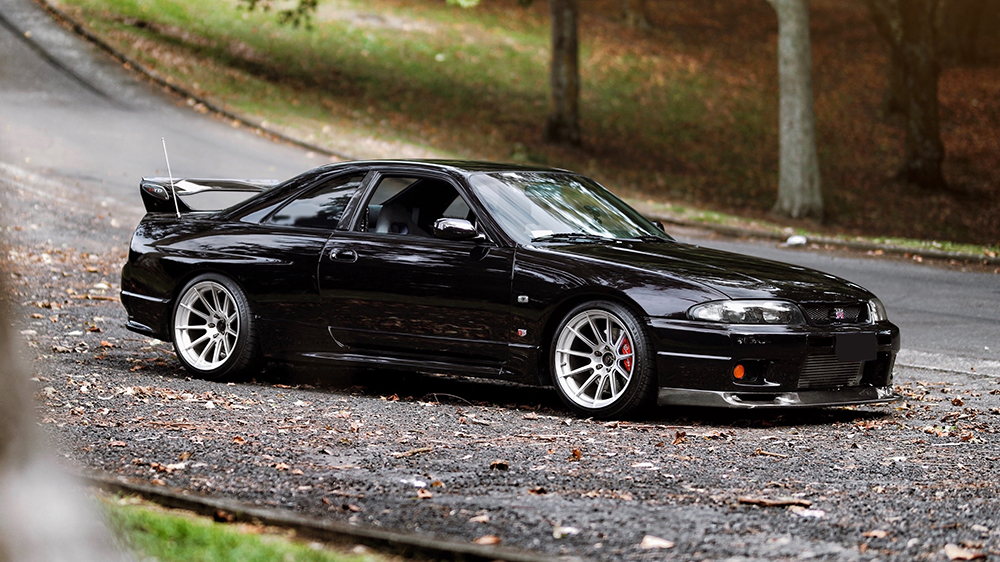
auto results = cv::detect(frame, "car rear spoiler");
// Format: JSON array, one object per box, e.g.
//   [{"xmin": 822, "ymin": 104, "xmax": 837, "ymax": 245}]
[{"xmin": 139, "ymin": 177, "xmax": 280, "ymax": 214}]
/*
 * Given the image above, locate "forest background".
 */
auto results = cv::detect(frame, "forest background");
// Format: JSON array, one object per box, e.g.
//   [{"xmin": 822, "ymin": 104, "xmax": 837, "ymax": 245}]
[{"xmin": 50, "ymin": 0, "xmax": 1000, "ymax": 248}]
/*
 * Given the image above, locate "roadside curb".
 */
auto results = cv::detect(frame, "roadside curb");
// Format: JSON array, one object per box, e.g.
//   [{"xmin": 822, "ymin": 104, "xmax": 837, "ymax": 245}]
[
  {"xmin": 80, "ymin": 470, "xmax": 567, "ymax": 562},
  {"xmin": 28, "ymin": 0, "xmax": 1000, "ymax": 267}
]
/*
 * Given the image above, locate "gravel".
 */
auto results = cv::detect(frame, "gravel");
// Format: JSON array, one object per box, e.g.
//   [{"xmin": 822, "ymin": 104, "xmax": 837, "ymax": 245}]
[{"xmin": 4, "ymin": 166, "xmax": 1000, "ymax": 561}]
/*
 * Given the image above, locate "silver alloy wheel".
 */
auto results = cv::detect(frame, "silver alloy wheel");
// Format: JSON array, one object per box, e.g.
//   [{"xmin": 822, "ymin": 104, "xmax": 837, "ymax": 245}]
[
  {"xmin": 173, "ymin": 280, "xmax": 240, "ymax": 372},
  {"xmin": 554, "ymin": 308, "xmax": 635, "ymax": 409}
]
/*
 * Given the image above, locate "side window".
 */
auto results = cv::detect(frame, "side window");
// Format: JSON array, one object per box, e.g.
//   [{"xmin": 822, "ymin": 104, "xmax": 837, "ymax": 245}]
[
  {"xmin": 266, "ymin": 175, "xmax": 364, "ymax": 229},
  {"xmin": 363, "ymin": 176, "xmax": 477, "ymax": 237}
]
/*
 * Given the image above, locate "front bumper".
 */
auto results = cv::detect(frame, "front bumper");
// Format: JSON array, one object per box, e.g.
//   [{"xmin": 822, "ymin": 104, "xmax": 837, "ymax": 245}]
[
  {"xmin": 658, "ymin": 386, "xmax": 899, "ymax": 409},
  {"xmin": 648, "ymin": 317, "xmax": 901, "ymax": 409}
]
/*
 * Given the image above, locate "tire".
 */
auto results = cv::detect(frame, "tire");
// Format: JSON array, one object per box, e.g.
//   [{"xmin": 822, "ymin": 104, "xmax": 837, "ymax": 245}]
[
  {"xmin": 550, "ymin": 301, "xmax": 656, "ymax": 419},
  {"xmin": 171, "ymin": 273, "xmax": 262, "ymax": 380}
]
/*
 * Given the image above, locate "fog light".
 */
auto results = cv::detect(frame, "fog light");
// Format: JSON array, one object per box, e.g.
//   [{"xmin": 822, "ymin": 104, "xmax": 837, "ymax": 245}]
[{"xmin": 733, "ymin": 364, "xmax": 745, "ymax": 380}]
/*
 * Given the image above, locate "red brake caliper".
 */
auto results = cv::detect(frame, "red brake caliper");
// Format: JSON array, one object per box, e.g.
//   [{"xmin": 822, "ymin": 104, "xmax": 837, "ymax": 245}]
[{"xmin": 620, "ymin": 335, "xmax": 632, "ymax": 371}]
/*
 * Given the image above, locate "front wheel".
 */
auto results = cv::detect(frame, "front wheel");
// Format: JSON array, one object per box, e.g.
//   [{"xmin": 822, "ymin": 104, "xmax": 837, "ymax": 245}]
[
  {"xmin": 550, "ymin": 301, "xmax": 656, "ymax": 419},
  {"xmin": 172, "ymin": 273, "xmax": 261, "ymax": 380}
]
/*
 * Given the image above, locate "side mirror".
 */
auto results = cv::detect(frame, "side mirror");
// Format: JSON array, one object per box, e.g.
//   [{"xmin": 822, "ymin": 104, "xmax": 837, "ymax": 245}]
[{"xmin": 432, "ymin": 218, "xmax": 484, "ymax": 242}]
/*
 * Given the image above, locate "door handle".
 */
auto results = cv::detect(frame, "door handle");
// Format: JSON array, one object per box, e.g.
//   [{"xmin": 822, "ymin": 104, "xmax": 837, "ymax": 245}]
[{"xmin": 331, "ymin": 249, "xmax": 358, "ymax": 263}]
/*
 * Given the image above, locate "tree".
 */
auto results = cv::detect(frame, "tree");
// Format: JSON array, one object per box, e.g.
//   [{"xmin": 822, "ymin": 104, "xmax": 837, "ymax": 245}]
[
  {"xmin": 867, "ymin": 0, "xmax": 947, "ymax": 190},
  {"xmin": 766, "ymin": 0, "xmax": 823, "ymax": 220},
  {"xmin": 545, "ymin": 0, "xmax": 582, "ymax": 145}
]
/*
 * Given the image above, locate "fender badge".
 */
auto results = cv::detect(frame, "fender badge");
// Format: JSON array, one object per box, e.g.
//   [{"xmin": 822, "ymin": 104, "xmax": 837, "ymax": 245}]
[
  {"xmin": 517, "ymin": 329, "xmax": 528, "ymax": 337},
  {"xmin": 517, "ymin": 295, "xmax": 530, "ymax": 304}
]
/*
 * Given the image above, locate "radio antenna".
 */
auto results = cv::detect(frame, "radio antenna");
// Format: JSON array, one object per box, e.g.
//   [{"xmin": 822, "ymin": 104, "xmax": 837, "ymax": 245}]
[{"xmin": 161, "ymin": 137, "xmax": 181, "ymax": 218}]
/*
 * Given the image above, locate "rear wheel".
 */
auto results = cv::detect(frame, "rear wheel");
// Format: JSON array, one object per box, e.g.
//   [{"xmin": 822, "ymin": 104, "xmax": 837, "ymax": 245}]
[
  {"xmin": 550, "ymin": 301, "xmax": 656, "ymax": 419},
  {"xmin": 172, "ymin": 274, "xmax": 261, "ymax": 380}
]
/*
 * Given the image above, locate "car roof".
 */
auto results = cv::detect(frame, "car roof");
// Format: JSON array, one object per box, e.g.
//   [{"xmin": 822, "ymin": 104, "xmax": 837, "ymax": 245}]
[{"xmin": 313, "ymin": 159, "xmax": 572, "ymax": 175}]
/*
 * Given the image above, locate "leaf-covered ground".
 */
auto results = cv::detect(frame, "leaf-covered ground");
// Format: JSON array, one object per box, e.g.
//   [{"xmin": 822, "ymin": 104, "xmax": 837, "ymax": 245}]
[
  {"xmin": 51, "ymin": 0, "xmax": 1000, "ymax": 247},
  {"xmin": 5, "ymin": 158, "xmax": 1000, "ymax": 562}
]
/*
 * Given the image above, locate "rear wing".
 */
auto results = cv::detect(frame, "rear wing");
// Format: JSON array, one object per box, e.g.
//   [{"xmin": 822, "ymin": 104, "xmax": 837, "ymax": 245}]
[{"xmin": 139, "ymin": 177, "xmax": 280, "ymax": 214}]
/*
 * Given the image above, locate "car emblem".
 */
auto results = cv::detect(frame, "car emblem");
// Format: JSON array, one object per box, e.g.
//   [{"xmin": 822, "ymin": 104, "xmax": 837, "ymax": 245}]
[
  {"xmin": 834, "ymin": 308, "xmax": 846, "ymax": 320},
  {"xmin": 517, "ymin": 329, "xmax": 528, "ymax": 337}
]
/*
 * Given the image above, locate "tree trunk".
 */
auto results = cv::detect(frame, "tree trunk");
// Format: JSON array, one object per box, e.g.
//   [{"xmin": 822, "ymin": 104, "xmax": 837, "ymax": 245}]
[
  {"xmin": 767, "ymin": 0, "xmax": 823, "ymax": 220},
  {"xmin": 545, "ymin": 0, "xmax": 581, "ymax": 146},
  {"xmin": 935, "ymin": 0, "xmax": 987, "ymax": 64},
  {"xmin": 623, "ymin": 0, "xmax": 651, "ymax": 29},
  {"xmin": 867, "ymin": 0, "xmax": 947, "ymax": 190}
]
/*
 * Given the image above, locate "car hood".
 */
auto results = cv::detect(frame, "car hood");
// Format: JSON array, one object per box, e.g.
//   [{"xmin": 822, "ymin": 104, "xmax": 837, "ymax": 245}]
[{"xmin": 541, "ymin": 240, "xmax": 873, "ymax": 303}]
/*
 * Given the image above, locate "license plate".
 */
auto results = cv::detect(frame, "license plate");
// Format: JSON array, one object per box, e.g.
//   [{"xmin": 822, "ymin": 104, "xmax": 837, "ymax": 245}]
[{"xmin": 836, "ymin": 333, "xmax": 877, "ymax": 362}]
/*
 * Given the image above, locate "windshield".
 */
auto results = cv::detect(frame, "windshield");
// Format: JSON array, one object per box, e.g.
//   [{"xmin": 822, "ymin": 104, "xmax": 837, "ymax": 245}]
[{"xmin": 468, "ymin": 172, "xmax": 672, "ymax": 244}]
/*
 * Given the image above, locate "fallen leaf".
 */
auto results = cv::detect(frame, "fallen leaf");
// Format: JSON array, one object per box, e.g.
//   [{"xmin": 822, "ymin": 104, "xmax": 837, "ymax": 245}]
[
  {"xmin": 952, "ymin": 397, "xmax": 965, "ymax": 407},
  {"xmin": 553, "ymin": 525, "xmax": 580, "ymax": 539},
  {"xmin": 788, "ymin": 505, "xmax": 825, "ymax": 518},
  {"xmin": 567, "ymin": 448, "xmax": 582, "ymax": 462},
  {"xmin": 523, "ymin": 412, "xmax": 539, "ymax": 420},
  {"xmin": 490, "ymin": 459, "xmax": 510, "ymax": 471},
  {"xmin": 473, "ymin": 535, "xmax": 500, "ymax": 546},
  {"xmin": 945, "ymin": 544, "xmax": 986, "ymax": 561},
  {"xmin": 863, "ymin": 530, "xmax": 889, "ymax": 538},
  {"xmin": 738, "ymin": 496, "xmax": 812, "ymax": 508},
  {"xmin": 430, "ymin": 480, "xmax": 445, "ymax": 488},
  {"xmin": 672, "ymin": 431, "xmax": 687, "ymax": 445},
  {"xmin": 344, "ymin": 504, "xmax": 362, "ymax": 512},
  {"xmin": 753, "ymin": 448, "xmax": 789, "ymax": 459},
  {"xmin": 469, "ymin": 514, "xmax": 489, "ymax": 523},
  {"xmin": 528, "ymin": 486, "xmax": 547, "ymax": 495},
  {"xmin": 290, "ymin": 469, "xmax": 304, "ymax": 475},
  {"xmin": 232, "ymin": 436, "xmax": 246, "ymax": 444},
  {"xmin": 640, "ymin": 535, "xmax": 675, "ymax": 549},
  {"xmin": 274, "ymin": 463, "xmax": 291, "ymax": 471},
  {"xmin": 392, "ymin": 447, "xmax": 433, "ymax": 458},
  {"xmin": 108, "ymin": 440, "xmax": 127, "ymax": 447},
  {"xmin": 416, "ymin": 488, "xmax": 433, "ymax": 499}
]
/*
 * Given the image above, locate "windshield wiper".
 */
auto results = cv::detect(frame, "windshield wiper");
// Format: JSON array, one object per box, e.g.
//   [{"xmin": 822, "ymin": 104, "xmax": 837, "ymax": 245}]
[
  {"xmin": 626, "ymin": 235, "xmax": 672, "ymax": 243},
  {"xmin": 531, "ymin": 232, "xmax": 617, "ymax": 243}
]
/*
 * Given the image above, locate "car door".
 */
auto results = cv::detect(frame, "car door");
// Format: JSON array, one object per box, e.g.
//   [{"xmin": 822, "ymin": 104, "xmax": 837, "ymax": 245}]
[
  {"xmin": 318, "ymin": 171, "xmax": 513, "ymax": 370},
  {"xmin": 231, "ymin": 171, "xmax": 366, "ymax": 354}
]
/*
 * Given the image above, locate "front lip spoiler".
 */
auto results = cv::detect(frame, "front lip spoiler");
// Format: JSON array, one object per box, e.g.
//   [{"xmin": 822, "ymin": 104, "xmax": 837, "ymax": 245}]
[{"xmin": 657, "ymin": 386, "xmax": 900, "ymax": 409}]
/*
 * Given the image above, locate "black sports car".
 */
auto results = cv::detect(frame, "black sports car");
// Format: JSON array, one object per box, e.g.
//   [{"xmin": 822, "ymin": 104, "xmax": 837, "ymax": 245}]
[{"xmin": 121, "ymin": 160, "xmax": 900, "ymax": 418}]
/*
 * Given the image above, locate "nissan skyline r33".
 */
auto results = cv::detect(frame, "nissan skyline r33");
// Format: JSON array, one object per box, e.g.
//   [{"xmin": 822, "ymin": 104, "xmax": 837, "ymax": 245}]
[{"xmin": 121, "ymin": 160, "xmax": 900, "ymax": 419}]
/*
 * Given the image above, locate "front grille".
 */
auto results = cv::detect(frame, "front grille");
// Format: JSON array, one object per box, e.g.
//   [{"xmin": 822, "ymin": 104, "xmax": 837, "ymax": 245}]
[
  {"xmin": 797, "ymin": 354, "xmax": 864, "ymax": 389},
  {"xmin": 801, "ymin": 303, "xmax": 866, "ymax": 326}
]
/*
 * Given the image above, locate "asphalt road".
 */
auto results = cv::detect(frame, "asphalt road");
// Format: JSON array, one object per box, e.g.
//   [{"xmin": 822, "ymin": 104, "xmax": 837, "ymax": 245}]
[{"xmin": 3, "ymin": 0, "xmax": 1000, "ymax": 559}]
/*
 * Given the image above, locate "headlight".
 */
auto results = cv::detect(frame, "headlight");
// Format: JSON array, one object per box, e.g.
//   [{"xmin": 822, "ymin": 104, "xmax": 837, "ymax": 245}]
[
  {"xmin": 688, "ymin": 300, "xmax": 806, "ymax": 325},
  {"xmin": 867, "ymin": 297, "xmax": 889, "ymax": 323}
]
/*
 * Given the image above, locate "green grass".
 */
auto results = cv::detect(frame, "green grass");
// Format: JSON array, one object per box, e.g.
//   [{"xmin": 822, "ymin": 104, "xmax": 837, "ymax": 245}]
[{"xmin": 105, "ymin": 497, "xmax": 377, "ymax": 562}]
